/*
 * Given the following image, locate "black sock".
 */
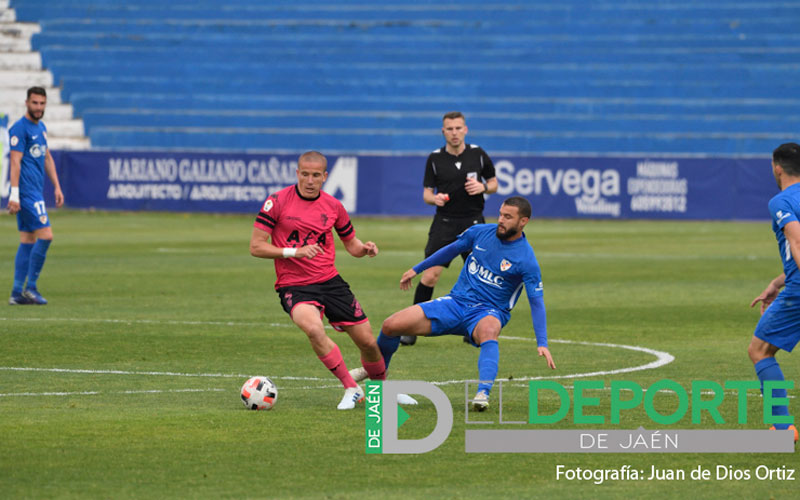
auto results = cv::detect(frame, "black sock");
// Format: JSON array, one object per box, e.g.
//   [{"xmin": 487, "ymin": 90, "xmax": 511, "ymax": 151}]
[{"xmin": 413, "ymin": 283, "xmax": 434, "ymax": 304}]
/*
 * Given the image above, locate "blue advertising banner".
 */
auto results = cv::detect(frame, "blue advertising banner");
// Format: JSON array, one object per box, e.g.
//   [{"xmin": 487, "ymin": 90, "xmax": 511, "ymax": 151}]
[{"xmin": 2, "ymin": 150, "xmax": 778, "ymax": 220}]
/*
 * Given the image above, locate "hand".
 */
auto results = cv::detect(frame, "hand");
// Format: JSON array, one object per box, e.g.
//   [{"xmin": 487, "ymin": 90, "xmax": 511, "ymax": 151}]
[
  {"xmin": 296, "ymin": 244, "xmax": 324, "ymax": 259},
  {"xmin": 7, "ymin": 200, "xmax": 20, "ymax": 215},
  {"xmin": 464, "ymin": 177, "xmax": 485, "ymax": 196},
  {"xmin": 399, "ymin": 268, "xmax": 417, "ymax": 290},
  {"xmin": 751, "ymin": 283, "xmax": 780, "ymax": 315},
  {"xmin": 363, "ymin": 241, "xmax": 378, "ymax": 257},
  {"xmin": 54, "ymin": 188, "xmax": 64, "ymax": 208},
  {"xmin": 434, "ymin": 193, "xmax": 449, "ymax": 206},
  {"xmin": 538, "ymin": 346, "xmax": 556, "ymax": 370}
]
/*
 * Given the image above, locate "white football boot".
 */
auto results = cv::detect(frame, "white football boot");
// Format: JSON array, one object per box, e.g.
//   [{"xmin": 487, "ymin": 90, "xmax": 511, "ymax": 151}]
[
  {"xmin": 472, "ymin": 389, "xmax": 490, "ymax": 412},
  {"xmin": 337, "ymin": 385, "xmax": 365, "ymax": 410}
]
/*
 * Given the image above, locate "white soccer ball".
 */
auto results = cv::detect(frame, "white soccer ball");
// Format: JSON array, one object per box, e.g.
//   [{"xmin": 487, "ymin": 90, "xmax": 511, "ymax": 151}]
[{"xmin": 240, "ymin": 376, "xmax": 278, "ymax": 410}]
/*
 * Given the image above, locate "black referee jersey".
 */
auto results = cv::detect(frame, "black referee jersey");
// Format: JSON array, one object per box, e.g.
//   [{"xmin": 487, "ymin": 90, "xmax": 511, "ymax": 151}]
[{"xmin": 423, "ymin": 143, "xmax": 496, "ymax": 218}]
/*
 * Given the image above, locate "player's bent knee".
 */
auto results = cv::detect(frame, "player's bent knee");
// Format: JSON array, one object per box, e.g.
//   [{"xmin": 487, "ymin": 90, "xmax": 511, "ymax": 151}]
[{"xmin": 747, "ymin": 337, "xmax": 776, "ymax": 364}]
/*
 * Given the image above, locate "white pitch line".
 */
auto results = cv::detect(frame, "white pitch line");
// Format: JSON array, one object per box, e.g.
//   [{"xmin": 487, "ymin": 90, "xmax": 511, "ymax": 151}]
[
  {"xmin": 0, "ymin": 337, "xmax": 670, "ymax": 384},
  {"xmin": 0, "ymin": 388, "xmax": 226, "ymax": 397},
  {"xmin": 430, "ymin": 336, "xmax": 675, "ymax": 386},
  {"xmin": 0, "ymin": 316, "xmax": 286, "ymax": 328},
  {"xmin": 0, "ymin": 366, "xmax": 326, "ymax": 381}
]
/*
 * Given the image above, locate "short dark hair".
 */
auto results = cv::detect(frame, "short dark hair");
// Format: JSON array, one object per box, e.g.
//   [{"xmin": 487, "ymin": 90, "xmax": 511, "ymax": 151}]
[
  {"xmin": 502, "ymin": 196, "xmax": 531, "ymax": 218},
  {"xmin": 298, "ymin": 150, "xmax": 327, "ymax": 170},
  {"xmin": 442, "ymin": 111, "xmax": 465, "ymax": 122},
  {"xmin": 773, "ymin": 143, "xmax": 800, "ymax": 177},
  {"xmin": 27, "ymin": 86, "xmax": 47, "ymax": 99}
]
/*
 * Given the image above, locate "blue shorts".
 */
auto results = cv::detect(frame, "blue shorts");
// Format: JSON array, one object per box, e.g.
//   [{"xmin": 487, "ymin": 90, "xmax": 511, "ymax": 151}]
[
  {"xmin": 418, "ymin": 295, "xmax": 510, "ymax": 347},
  {"xmin": 753, "ymin": 292, "xmax": 800, "ymax": 352},
  {"xmin": 16, "ymin": 196, "xmax": 50, "ymax": 233}
]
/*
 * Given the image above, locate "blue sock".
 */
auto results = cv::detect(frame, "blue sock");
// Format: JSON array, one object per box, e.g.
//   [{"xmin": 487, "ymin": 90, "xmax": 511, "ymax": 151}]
[
  {"xmin": 377, "ymin": 331, "xmax": 401, "ymax": 371},
  {"xmin": 477, "ymin": 340, "xmax": 499, "ymax": 395},
  {"xmin": 755, "ymin": 357, "xmax": 791, "ymax": 429},
  {"xmin": 12, "ymin": 243, "xmax": 34, "ymax": 294},
  {"xmin": 26, "ymin": 239, "xmax": 51, "ymax": 291}
]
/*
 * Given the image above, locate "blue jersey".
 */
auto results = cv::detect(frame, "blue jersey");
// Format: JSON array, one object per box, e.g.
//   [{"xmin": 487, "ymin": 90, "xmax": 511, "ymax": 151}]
[
  {"xmin": 9, "ymin": 115, "xmax": 48, "ymax": 200},
  {"xmin": 768, "ymin": 183, "xmax": 800, "ymax": 294},
  {"xmin": 440, "ymin": 224, "xmax": 543, "ymax": 312}
]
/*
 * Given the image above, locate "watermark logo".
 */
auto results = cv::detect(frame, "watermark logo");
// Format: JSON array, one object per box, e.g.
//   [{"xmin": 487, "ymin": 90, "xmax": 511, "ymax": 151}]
[{"xmin": 366, "ymin": 380, "xmax": 796, "ymax": 454}]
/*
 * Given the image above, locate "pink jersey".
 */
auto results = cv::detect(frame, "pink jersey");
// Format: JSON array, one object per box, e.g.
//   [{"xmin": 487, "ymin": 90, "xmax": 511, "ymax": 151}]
[{"xmin": 254, "ymin": 185, "xmax": 355, "ymax": 289}]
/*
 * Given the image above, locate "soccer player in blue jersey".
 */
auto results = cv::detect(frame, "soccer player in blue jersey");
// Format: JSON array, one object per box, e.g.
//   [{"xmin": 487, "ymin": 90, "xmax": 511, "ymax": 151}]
[
  {"xmin": 748, "ymin": 142, "xmax": 800, "ymax": 442},
  {"xmin": 6, "ymin": 87, "xmax": 63, "ymax": 305},
  {"xmin": 365, "ymin": 196, "xmax": 555, "ymax": 411}
]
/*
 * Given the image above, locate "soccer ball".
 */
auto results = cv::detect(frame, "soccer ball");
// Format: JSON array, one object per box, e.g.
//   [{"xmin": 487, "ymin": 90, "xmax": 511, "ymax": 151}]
[{"xmin": 240, "ymin": 376, "xmax": 278, "ymax": 410}]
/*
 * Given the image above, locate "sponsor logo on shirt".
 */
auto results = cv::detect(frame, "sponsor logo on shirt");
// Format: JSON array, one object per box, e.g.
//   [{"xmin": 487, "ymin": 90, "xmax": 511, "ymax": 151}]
[
  {"xmin": 29, "ymin": 144, "xmax": 45, "ymax": 158},
  {"xmin": 467, "ymin": 255, "xmax": 504, "ymax": 288}
]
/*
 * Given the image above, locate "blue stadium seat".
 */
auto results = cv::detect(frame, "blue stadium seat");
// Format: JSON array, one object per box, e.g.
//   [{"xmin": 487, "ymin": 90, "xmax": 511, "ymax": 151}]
[{"xmin": 12, "ymin": 0, "xmax": 800, "ymax": 154}]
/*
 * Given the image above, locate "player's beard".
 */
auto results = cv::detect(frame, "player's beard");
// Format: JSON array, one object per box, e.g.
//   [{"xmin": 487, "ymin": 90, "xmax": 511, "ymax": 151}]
[
  {"xmin": 28, "ymin": 108, "xmax": 44, "ymax": 121},
  {"xmin": 496, "ymin": 225, "xmax": 519, "ymax": 240}
]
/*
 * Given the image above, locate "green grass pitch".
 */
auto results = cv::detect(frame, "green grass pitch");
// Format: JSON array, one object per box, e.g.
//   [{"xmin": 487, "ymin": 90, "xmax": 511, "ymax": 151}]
[{"xmin": 0, "ymin": 210, "xmax": 797, "ymax": 499}]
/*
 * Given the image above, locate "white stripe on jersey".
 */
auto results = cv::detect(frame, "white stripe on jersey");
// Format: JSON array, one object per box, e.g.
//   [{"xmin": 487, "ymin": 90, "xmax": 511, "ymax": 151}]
[{"xmin": 508, "ymin": 282, "xmax": 524, "ymax": 309}]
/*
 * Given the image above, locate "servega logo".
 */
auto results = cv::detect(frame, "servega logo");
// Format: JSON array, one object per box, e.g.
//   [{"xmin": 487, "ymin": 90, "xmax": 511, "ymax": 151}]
[{"xmin": 495, "ymin": 160, "xmax": 620, "ymax": 202}]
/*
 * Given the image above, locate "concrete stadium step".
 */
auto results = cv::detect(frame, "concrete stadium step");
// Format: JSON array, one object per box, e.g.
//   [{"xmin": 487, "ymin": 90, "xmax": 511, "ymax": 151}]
[
  {"xmin": 0, "ymin": 51, "xmax": 40, "ymax": 69},
  {"xmin": 0, "ymin": 70, "xmax": 53, "ymax": 88},
  {"xmin": 0, "ymin": 69, "xmax": 52, "ymax": 87},
  {"xmin": 0, "ymin": 21, "xmax": 40, "ymax": 38}
]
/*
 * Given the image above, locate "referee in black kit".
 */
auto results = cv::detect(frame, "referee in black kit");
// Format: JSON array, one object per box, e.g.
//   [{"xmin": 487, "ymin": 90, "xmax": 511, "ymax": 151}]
[{"xmin": 401, "ymin": 111, "xmax": 499, "ymax": 346}]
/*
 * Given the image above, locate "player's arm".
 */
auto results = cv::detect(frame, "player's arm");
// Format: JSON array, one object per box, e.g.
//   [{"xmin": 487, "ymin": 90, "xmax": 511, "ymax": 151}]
[
  {"xmin": 7, "ymin": 150, "xmax": 22, "ymax": 214},
  {"xmin": 399, "ymin": 238, "xmax": 471, "ymax": 290},
  {"xmin": 528, "ymin": 293, "xmax": 556, "ymax": 370},
  {"xmin": 44, "ymin": 149, "xmax": 64, "ymax": 208},
  {"xmin": 249, "ymin": 227, "xmax": 323, "ymax": 259},
  {"xmin": 342, "ymin": 236, "xmax": 378, "ymax": 258}
]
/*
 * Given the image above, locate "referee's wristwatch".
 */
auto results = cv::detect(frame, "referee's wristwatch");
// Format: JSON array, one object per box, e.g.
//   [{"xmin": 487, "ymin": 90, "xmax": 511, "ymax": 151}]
[{"xmin": 481, "ymin": 181, "xmax": 489, "ymax": 193}]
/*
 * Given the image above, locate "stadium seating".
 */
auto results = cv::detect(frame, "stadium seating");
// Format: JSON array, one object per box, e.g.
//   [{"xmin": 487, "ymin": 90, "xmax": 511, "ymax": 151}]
[{"xmin": 10, "ymin": 0, "xmax": 800, "ymax": 154}]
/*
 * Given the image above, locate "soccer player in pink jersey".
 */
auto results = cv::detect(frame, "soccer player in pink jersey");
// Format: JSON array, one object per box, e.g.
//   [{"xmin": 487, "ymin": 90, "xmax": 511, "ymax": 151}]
[{"xmin": 249, "ymin": 151, "xmax": 384, "ymax": 410}]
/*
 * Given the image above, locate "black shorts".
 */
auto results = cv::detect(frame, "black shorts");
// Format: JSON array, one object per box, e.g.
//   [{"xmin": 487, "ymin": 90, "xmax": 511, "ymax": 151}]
[
  {"xmin": 424, "ymin": 213, "xmax": 485, "ymax": 266},
  {"xmin": 276, "ymin": 275, "xmax": 367, "ymax": 331}
]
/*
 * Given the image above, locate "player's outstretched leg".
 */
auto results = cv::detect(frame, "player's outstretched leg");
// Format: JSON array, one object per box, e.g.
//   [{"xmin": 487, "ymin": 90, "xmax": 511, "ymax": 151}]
[{"xmin": 473, "ymin": 340, "xmax": 499, "ymax": 412}]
